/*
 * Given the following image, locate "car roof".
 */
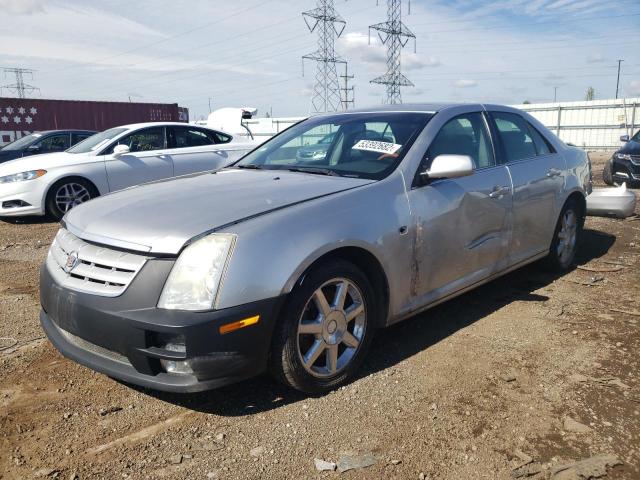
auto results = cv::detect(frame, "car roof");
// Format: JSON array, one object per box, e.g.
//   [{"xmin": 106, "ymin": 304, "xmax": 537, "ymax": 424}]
[
  {"xmin": 33, "ymin": 129, "xmax": 96, "ymax": 135},
  {"xmin": 319, "ymin": 103, "xmax": 525, "ymax": 115},
  {"xmin": 116, "ymin": 122, "xmax": 209, "ymax": 130}
]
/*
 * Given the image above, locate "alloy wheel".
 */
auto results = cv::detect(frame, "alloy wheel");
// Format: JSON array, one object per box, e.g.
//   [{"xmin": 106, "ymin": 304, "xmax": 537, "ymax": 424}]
[
  {"xmin": 55, "ymin": 183, "xmax": 91, "ymax": 213},
  {"xmin": 556, "ymin": 208, "xmax": 577, "ymax": 265},
  {"xmin": 296, "ymin": 277, "xmax": 366, "ymax": 378}
]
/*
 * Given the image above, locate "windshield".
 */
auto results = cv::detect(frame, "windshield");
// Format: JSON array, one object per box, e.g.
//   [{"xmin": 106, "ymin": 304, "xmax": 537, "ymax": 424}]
[
  {"xmin": 632, "ymin": 130, "xmax": 640, "ymax": 142},
  {"xmin": 1, "ymin": 133, "xmax": 42, "ymax": 151},
  {"xmin": 234, "ymin": 112, "xmax": 431, "ymax": 180},
  {"xmin": 67, "ymin": 127, "xmax": 127, "ymax": 154}
]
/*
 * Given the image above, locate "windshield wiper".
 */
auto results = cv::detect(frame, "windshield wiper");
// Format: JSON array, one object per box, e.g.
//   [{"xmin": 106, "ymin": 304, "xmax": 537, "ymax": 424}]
[
  {"xmin": 235, "ymin": 164, "xmax": 264, "ymax": 170},
  {"xmin": 285, "ymin": 167, "xmax": 339, "ymax": 176}
]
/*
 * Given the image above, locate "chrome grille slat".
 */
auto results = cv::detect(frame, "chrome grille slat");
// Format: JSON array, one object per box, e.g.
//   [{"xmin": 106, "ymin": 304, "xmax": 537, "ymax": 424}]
[{"xmin": 47, "ymin": 228, "xmax": 149, "ymax": 297}]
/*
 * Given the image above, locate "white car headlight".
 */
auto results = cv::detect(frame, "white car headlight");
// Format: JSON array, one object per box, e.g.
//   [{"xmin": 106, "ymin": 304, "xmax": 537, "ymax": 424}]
[
  {"xmin": 158, "ymin": 233, "xmax": 236, "ymax": 311},
  {"xmin": 0, "ymin": 169, "xmax": 47, "ymax": 184}
]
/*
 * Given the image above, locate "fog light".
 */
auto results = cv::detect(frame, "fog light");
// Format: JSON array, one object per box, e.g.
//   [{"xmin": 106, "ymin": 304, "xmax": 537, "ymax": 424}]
[{"xmin": 159, "ymin": 342, "xmax": 194, "ymax": 375}]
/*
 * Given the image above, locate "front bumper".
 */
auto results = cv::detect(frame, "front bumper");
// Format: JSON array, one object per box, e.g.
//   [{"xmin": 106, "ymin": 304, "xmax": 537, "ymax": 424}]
[
  {"xmin": 40, "ymin": 260, "xmax": 284, "ymax": 392},
  {"xmin": 0, "ymin": 178, "xmax": 46, "ymax": 216}
]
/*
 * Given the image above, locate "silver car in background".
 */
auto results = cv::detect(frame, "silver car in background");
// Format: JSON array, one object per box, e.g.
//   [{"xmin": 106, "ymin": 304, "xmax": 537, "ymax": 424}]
[{"xmin": 40, "ymin": 104, "xmax": 591, "ymax": 393}]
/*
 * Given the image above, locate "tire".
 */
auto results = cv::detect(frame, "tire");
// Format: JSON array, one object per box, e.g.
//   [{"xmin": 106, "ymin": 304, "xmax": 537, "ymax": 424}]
[
  {"xmin": 269, "ymin": 259, "xmax": 377, "ymax": 393},
  {"xmin": 602, "ymin": 160, "xmax": 613, "ymax": 186},
  {"xmin": 545, "ymin": 198, "xmax": 582, "ymax": 272},
  {"xmin": 45, "ymin": 177, "xmax": 98, "ymax": 221}
]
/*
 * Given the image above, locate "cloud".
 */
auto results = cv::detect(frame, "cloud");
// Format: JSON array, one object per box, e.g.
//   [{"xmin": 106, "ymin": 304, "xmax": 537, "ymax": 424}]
[
  {"xmin": 337, "ymin": 32, "xmax": 386, "ymax": 66},
  {"xmin": 0, "ymin": 0, "xmax": 44, "ymax": 15},
  {"xmin": 586, "ymin": 53, "xmax": 605, "ymax": 63},
  {"xmin": 453, "ymin": 79, "xmax": 478, "ymax": 88},
  {"xmin": 627, "ymin": 80, "xmax": 640, "ymax": 97},
  {"xmin": 403, "ymin": 53, "xmax": 442, "ymax": 70}
]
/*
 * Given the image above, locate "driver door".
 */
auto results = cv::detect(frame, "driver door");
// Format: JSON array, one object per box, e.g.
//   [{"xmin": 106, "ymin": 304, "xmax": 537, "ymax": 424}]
[
  {"xmin": 104, "ymin": 127, "xmax": 173, "ymax": 192},
  {"xmin": 407, "ymin": 111, "xmax": 513, "ymax": 306}
]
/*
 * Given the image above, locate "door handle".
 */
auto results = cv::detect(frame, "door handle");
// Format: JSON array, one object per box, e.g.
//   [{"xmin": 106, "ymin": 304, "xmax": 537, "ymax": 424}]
[
  {"xmin": 489, "ymin": 185, "xmax": 510, "ymax": 198},
  {"xmin": 546, "ymin": 168, "xmax": 562, "ymax": 177}
]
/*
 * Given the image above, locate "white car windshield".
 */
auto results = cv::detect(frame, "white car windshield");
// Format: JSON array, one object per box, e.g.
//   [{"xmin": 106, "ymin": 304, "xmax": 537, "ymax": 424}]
[
  {"xmin": 67, "ymin": 127, "xmax": 127, "ymax": 154},
  {"xmin": 234, "ymin": 112, "xmax": 432, "ymax": 180}
]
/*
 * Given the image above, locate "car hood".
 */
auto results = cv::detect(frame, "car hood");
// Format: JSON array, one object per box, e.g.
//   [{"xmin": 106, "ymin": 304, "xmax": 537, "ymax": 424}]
[
  {"xmin": 0, "ymin": 149, "xmax": 23, "ymax": 164},
  {"xmin": 619, "ymin": 140, "xmax": 640, "ymax": 155},
  {"xmin": 64, "ymin": 169, "xmax": 374, "ymax": 254},
  {"xmin": 0, "ymin": 151, "xmax": 95, "ymax": 175}
]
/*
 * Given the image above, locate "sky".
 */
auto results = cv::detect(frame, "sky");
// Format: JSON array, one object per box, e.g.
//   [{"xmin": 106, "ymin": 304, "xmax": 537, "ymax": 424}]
[{"xmin": 0, "ymin": 0, "xmax": 638, "ymax": 120}]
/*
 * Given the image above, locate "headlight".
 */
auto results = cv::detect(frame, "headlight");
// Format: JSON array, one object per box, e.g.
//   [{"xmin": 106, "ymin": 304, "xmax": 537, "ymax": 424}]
[
  {"xmin": 158, "ymin": 233, "xmax": 236, "ymax": 311},
  {"xmin": 615, "ymin": 153, "xmax": 632, "ymax": 161},
  {"xmin": 0, "ymin": 169, "xmax": 47, "ymax": 184}
]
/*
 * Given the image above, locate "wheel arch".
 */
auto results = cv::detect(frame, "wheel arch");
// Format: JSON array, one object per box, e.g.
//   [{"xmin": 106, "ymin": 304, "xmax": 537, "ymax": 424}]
[
  {"xmin": 564, "ymin": 189, "xmax": 587, "ymax": 228},
  {"xmin": 286, "ymin": 245, "xmax": 391, "ymax": 328}
]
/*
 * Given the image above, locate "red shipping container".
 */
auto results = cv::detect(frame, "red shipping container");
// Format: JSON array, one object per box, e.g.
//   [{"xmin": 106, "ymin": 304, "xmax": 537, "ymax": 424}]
[{"xmin": 0, "ymin": 97, "xmax": 189, "ymax": 146}]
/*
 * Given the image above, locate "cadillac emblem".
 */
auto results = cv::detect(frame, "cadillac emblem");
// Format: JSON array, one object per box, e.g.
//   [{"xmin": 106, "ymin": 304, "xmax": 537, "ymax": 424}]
[{"xmin": 64, "ymin": 251, "xmax": 79, "ymax": 273}]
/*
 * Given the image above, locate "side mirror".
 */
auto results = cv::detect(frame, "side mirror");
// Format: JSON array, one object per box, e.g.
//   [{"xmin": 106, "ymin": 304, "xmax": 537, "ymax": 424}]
[
  {"xmin": 421, "ymin": 154, "xmax": 474, "ymax": 180},
  {"xmin": 620, "ymin": 135, "xmax": 630, "ymax": 142},
  {"xmin": 113, "ymin": 144, "xmax": 130, "ymax": 157}
]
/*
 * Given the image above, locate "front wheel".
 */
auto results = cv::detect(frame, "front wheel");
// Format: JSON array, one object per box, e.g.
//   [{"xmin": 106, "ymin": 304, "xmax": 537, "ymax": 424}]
[
  {"xmin": 45, "ymin": 178, "xmax": 97, "ymax": 221},
  {"xmin": 269, "ymin": 259, "xmax": 377, "ymax": 393},
  {"xmin": 545, "ymin": 198, "xmax": 582, "ymax": 272}
]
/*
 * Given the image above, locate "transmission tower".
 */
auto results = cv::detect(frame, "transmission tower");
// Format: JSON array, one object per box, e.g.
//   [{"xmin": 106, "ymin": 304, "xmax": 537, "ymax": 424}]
[
  {"xmin": 302, "ymin": 0, "xmax": 346, "ymax": 113},
  {"xmin": 340, "ymin": 63, "xmax": 355, "ymax": 110},
  {"xmin": 2, "ymin": 68, "xmax": 38, "ymax": 98},
  {"xmin": 369, "ymin": 0, "xmax": 416, "ymax": 104}
]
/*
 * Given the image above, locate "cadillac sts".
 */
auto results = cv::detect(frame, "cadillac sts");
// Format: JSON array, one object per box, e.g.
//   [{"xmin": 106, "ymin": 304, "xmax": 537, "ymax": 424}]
[{"xmin": 40, "ymin": 104, "xmax": 592, "ymax": 393}]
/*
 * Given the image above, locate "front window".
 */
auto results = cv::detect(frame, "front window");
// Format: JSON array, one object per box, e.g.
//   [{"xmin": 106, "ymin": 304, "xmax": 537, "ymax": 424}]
[
  {"xmin": 426, "ymin": 113, "xmax": 495, "ymax": 170},
  {"xmin": 68, "ymin": 127, "xmax": 127, "ymax": 154},
  {"xmin": 234, "ymin": 112, "xmax": 431, "ymax": 180},
  {"xmin": 104, "ymin": 127, "xmax": 166, "ymax": 154},
  {"xmin": 35, "ymin": 134, "xmax": 70, "ymax": 153},
  {"xmin": 1, "ymin": 133, "xmax": 42, "ymax": 151}
]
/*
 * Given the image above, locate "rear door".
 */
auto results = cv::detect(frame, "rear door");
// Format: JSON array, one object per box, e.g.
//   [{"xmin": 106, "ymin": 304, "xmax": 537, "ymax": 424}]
[
  {"xmin": 408, "ymin": 110, "xmax": 513, "ymax": 304},
  {"xmin": 166, "ymin": 126, "xmax": 234, "ymax": 176},
  {"xmin": 488, "ymin": 110, "xmax": 565, "ymax": 265},
  {"xmin": 103, "ymin": 127, "xmax": 173, "ymax": 192}
]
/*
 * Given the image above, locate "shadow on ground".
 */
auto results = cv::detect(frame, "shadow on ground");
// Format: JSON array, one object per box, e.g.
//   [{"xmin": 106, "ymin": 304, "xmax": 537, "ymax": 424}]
[
  {"xmin": 130, "ymin": 229, "xmax": 616, "ymax": 416},
  {"xmin": 1, "ymin": 216, "xmax": 57, "ymax": 225}
]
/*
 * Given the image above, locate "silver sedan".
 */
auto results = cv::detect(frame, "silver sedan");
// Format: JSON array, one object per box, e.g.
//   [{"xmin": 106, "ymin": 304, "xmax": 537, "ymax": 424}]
[{"xmin": 40, "ymin": 103, "xmax": 592, "ymax": 393}]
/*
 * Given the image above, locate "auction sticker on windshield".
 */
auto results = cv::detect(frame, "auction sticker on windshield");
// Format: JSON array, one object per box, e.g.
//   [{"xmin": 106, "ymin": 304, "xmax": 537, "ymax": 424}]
[{"xmin": 352, "ymin": 140, "xmax": 402, "ymax": 155}]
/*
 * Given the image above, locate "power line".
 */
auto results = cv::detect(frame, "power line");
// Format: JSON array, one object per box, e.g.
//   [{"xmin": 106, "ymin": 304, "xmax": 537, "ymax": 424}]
[
  {"xmin": 302, "ymin": 0, "xmax": 347, "ymax": 113},
  {"xmin": 370, "ymin": 0, "xmax": 416, "ymax": 104}
]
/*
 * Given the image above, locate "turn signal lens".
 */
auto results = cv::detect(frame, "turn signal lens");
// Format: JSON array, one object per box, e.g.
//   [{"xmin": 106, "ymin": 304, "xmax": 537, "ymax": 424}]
[{"xmin": 219, "ymin": 315, "xmax": 260, "ymax": 335}]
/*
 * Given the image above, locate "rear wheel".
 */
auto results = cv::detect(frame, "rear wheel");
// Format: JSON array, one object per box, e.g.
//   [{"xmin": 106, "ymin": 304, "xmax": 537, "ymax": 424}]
[
  {"xmin": 45, "ymin": 178, "xmax": 97, "ymax": 220},
  {"xmin": 545, "ymin": 198, "xmax": 582, "ymax": 272},
  {"xmin": 269, "ymin": 259, "xmax": 376, "ymax": 393}
]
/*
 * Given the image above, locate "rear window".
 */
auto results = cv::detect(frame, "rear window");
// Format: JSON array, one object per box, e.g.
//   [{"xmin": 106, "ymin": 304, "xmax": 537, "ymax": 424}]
[
  {"xmin": 491, "ymin": 112, "xmax": 537, "ymax": 162},
  {"xmin": 527, "ymin": 123, "xmax": 555, "ymax": 155}
]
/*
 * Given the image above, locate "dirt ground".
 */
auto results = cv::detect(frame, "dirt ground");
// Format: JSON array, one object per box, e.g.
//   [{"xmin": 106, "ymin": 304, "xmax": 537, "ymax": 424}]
[{"xmin": 1, "ymin": 152, "xmax": 638, "ymax": 480}]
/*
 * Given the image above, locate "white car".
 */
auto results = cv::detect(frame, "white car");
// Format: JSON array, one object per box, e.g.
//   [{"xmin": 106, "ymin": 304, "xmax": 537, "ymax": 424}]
[{"xmin": 0, "ymin": 122, "xmax": 257, "ymax": 219}]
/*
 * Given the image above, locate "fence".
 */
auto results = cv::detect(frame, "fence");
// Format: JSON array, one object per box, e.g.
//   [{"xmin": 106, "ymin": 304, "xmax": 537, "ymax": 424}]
[{"xmin": 516, "ymin": 98, "xmax": 639, "ymax": 151}]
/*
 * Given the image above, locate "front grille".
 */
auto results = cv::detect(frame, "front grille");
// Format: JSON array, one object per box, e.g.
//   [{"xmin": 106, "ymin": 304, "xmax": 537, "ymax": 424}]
[
  {"xmin": 47, "ymin": 228, "xmax": 148, "ymax": 297},
  {"xmin": 55, "ymin": 323, "xmax": 131, "ymax": 365}
]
